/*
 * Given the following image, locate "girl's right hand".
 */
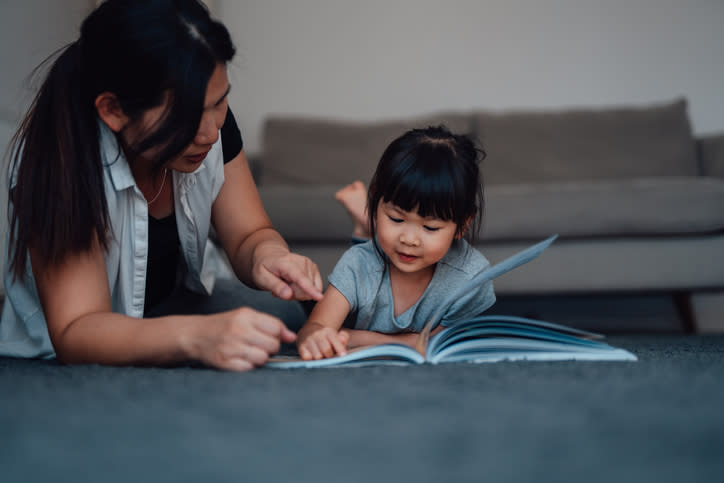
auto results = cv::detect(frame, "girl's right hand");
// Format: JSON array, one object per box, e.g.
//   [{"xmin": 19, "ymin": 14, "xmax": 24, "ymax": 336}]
[
  {"xmin": 188, "ymin": 307, "xmax": 296, "ymax": 371},
  {"xmin": 297, "ymin": 322, "xmax": 350, "ymax": 360}
]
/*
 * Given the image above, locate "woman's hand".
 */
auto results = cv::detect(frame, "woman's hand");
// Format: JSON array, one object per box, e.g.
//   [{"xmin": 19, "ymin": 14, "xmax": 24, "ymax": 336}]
[
  {"xmin": 297, "ymin": 321, "xmax": 350, "ymax": 360},
  {"xmin": 252, "ymin": 248, "xmax": 324, "ymax": 302},
  {"xmin": 188, "ymin": 307, "xmax": 297, "ymax": 371}
]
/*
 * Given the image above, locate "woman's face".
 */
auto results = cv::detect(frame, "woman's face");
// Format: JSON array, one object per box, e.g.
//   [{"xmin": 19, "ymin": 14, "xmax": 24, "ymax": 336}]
[
  {"xmin": 123, "ymin": 63, "xmax": 230, "ymax": 173},
  {"xmin": 168, "ymin": 63, "xmax": 230, "ymax": 173}
]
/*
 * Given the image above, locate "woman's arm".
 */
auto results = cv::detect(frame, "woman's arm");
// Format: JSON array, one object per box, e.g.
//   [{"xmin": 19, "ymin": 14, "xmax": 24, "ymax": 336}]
[
  {"xmin": 211, "ymin": 149, "xmax": 323, "ymax": 301},
  {"xmin": 31, "ymin": 238, "xmax": 294, "ymax": 371}
]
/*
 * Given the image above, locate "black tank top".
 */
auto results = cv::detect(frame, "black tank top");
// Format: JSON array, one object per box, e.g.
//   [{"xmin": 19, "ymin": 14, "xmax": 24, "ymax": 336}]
[{"xmin": 144, "ymin": 108, "xmax": 243, "ymax": 314}]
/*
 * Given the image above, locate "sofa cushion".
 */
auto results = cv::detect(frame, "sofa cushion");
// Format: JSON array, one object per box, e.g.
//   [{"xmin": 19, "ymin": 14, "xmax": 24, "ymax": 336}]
[
  {"xmin": 260, "ymin": 112, "xmax": 472, "ymax": 185},
  {"xmin": 260, "ymin": 177, "xmax": 724, "ymax": 243},
  {"xmin": 698, "ymin": 133, "xmax": 724, "ymax": 178},
  {"xmin": 259, "ymin": 185, "xmax": 358, "ymax": 241},
  {"xmin": 473, "ymin": 99, "xmax": 698, "ymax": 185},
  {"xmin": 481, "ymin": 177, "xmax": 724, "ymax": 241}
]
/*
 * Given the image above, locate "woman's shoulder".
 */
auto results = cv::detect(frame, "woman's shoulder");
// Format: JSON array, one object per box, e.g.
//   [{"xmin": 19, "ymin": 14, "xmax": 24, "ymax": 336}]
[{"xmin": 221, "ymin": 108, "xmax": 243, "ymax": 163}]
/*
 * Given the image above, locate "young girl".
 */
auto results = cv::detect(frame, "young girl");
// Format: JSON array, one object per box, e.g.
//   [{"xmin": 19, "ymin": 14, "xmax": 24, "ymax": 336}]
[
  {"xmin": 0, "ymin": 0, "xmax": 323, "ymax": 371},
  {"xmin": 297, "ymin": 126, "xmax": 495, "ymax": 360}
]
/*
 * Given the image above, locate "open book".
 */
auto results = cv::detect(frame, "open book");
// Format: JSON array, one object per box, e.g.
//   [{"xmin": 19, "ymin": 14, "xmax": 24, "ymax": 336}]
[{"xmin": 266, "ymin": 235, "xmax": 637, "ymax": 369}]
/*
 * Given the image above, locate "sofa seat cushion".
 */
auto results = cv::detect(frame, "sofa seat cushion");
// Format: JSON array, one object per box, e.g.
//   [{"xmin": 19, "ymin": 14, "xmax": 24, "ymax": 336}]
[
  {"xmin": 474, "ymin": 99, "xmax": 698, "ymax": 184},
  {"xmin": 260, "ymin": 112, "xmax": 472, "ymax": 185},
  {"xmin": 482, "ymin": 177, "xmax": 724, "ymax": 240}
]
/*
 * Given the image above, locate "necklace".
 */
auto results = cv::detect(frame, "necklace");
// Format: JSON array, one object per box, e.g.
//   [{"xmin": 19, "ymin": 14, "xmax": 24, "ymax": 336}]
[{"xmin": 146, "ymin": 169, "xmax": 168, "ymax": 205}]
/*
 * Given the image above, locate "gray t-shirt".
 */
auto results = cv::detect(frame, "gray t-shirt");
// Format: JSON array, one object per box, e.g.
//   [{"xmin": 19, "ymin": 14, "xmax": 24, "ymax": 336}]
[{"xmin": 328, "ymin": 239, "xmax": 496, "ymax": 333}]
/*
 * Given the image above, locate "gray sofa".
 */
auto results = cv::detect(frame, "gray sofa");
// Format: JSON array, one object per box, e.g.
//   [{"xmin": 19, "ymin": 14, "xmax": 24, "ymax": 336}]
[{"xmin": 253, "ymin": 98, "xmax": 724, "ymax": 332}]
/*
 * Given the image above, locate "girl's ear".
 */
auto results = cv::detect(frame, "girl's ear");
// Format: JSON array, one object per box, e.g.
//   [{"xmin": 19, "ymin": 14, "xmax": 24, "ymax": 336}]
[
  {"xmin": 94, "ymin": 92, "xmax": 129, "ymax": 133},
  {"xmin": 455, "ymin": 216, "xmax": 473, "ymax": 239}
]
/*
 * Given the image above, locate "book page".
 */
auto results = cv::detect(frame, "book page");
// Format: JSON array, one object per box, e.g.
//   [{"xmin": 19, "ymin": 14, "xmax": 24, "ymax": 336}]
[
  {"xmin": 415, "ymin": 234, "xmax": 558, "ymax": 354},
  {"xmin": 267, "ymin": 344, "xmax": 425, "ymax": 369}
]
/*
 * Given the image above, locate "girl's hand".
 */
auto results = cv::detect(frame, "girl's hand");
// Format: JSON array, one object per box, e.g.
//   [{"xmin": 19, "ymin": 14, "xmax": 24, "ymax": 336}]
[
  {"xmin": 297, "ymin": 322, "xmax": 350, "ymax": 360},
  {"xmin": 189, "ymin": 307, "xmax": 297, "ymax": 371},
  {"xmin": 252, "ymin": 250, "xmax": 324, "ymax": 302}
]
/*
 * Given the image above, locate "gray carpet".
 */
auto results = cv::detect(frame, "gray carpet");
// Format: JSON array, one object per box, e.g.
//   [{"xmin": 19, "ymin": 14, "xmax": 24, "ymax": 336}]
[{"xmin": 1, "ymin": 334, "xmax": 723, "ymax": 483}]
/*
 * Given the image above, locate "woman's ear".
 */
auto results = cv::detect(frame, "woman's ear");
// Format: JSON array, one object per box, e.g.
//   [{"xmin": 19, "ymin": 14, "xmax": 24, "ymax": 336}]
[{"xmin": 94, "ymin": 92, "xmax": 129, "ymax": 133}]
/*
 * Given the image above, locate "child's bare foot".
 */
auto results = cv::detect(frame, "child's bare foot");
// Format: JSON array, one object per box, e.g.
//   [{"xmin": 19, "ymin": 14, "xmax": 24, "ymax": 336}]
[{"xmin": 335, "ymin": 181, "xmax": 370, "ymax": 238}]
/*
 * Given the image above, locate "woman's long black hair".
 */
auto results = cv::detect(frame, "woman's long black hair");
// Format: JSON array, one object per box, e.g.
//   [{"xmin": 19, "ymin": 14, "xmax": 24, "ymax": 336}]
[
  {"xmin": 7, "ymin": 0, "xmax": 235, "ymax": 280},
  {"xmin": 367, "ymin": 125, "xmax": 486, "ymax": 255}
]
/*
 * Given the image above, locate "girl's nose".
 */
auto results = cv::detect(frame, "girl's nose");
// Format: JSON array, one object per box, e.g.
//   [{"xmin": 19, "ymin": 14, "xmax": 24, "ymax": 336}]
[{"xmin": 400, "ymin": 230, "xmax": 421, "ymax": 247}]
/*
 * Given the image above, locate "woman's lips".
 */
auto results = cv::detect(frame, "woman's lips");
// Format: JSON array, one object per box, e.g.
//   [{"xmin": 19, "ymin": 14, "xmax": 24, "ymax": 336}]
[{"xmin": 186, "ymin": 150, "xmax": 209, "ymax": 164}]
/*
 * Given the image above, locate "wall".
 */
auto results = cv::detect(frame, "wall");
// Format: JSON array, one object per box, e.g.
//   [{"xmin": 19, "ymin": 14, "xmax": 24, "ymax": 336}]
[
  {"xmin": 2, "ymin": 0, "xmax": 722, "ymax": 157},
  {"xmin": 0, "ymin": 1, "xmax": 92, "ymax": 137},
  {"xmin": 219, "ymin": 0, "xmax": 724, "ymax": 156}
]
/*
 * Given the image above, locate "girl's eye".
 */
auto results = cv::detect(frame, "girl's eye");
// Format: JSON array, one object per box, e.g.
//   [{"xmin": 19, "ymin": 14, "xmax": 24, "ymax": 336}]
[
  {"xmin": 424, "ymin": 226, "xmax": 441, "ymax": 232},
  {"xmin": 387, "ymin": 215, "xmax": 403, "ymax": 223}
]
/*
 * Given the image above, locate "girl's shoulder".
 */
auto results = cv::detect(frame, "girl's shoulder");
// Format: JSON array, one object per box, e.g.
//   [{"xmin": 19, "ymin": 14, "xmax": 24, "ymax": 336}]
[
  {"xmin": 440, "ymin": 239, "xmax": 490, "ymax": 278},
  {"xmin": 338, "ymin": 239, "xmax": 382, "ymax": 269},
  {"xmin": 328, "ymin": 239, "xmax": 385, "ymax": 309}
]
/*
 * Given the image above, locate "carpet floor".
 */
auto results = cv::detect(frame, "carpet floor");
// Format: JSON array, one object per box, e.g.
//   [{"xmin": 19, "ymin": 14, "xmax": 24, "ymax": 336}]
[{"xmin": 1, "ymin": 334, "xmax": 723, "ymax": 483}]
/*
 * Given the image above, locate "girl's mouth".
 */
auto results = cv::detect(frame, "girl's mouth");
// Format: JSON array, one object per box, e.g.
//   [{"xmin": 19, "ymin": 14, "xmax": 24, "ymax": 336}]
[{"xmin": 397, "ymin": 252, "xmax": 419, "ymax": 263}]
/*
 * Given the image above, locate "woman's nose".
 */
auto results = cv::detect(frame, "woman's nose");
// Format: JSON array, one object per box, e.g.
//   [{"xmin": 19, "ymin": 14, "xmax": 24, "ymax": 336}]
[{"xmin": 194, "ymin": 113, "xmax": 219, "ymax": 146}]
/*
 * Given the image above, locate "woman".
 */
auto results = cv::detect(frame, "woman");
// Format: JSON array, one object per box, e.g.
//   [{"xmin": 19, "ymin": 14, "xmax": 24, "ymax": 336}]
[{"xmin": 0, "ymin": 0, "xmax": 322, "ymax": 371}]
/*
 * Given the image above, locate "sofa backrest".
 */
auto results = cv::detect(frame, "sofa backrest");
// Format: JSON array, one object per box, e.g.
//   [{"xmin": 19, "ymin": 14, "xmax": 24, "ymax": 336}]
[
  {"xmin": 260, "ymin": 112, "xmax": 472, "ymax": 185},
  {"xmin": 698, "ymin": 133, "xmax": 724, "ymax": 178},
  {"xmin": 472, "ymin": 98, "xmax": 698, "ymax": 185}
]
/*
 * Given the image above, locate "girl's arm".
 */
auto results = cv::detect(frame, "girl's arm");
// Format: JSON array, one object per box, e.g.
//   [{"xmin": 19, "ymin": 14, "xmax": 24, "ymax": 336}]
[
  {"xmin": 297, "ymin": 285, "xmax": 352, "ymax": 360},
  {"xmin": 341, "ymin": 326, "xmax": 446, "ymax": 349},
  {"xmin": 31, "ymin": 238, "xmax": 295, "ymax": 371},
  {"xmin": 211, "ymin": 149, "xmax": 323, "ymax": 302}
]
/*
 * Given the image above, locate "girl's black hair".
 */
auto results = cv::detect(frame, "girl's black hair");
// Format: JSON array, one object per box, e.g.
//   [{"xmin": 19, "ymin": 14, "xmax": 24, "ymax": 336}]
[
  {"xmin": 7, "ymin": 0, "xmax": 235, "ymax": 280},
  {"xmin": 367, "ymin": 125, "xmax": 486, "ymax": 249}
]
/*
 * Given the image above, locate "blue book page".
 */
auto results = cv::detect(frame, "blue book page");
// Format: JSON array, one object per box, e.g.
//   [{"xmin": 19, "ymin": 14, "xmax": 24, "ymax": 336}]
[
  {"xmin": 425, "ymin": 315, "xmax": 637, "ymax": 363},
  {"xmin": 415, "ymin": 235, "xmax": 559, "ymax": 353}
]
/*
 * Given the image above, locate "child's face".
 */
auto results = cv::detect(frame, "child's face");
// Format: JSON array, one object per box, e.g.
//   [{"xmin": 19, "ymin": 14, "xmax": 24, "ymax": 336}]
[{"xmin": 375, "ymin": 201, "xmax": 458, "ymax": 275}]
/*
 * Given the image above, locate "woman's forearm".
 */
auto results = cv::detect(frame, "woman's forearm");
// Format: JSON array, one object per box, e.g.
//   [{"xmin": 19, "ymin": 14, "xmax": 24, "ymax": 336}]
[
  {"xmin": 51, "ymin": 312, "xmax": 202, "ymax": 366},
  {"xmin": 230, "ymin": 227, "xmax": 289, "ymax": 288},
  {"xmin": 52, "ymin": 306, "xmax": 295, "ymax": 371}
]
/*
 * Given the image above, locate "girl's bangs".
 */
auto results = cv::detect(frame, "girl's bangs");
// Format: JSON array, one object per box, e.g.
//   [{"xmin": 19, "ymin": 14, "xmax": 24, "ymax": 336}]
[{"xmin": 382, "ymin": 150, "xmax": 461, "ymax": 223}]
